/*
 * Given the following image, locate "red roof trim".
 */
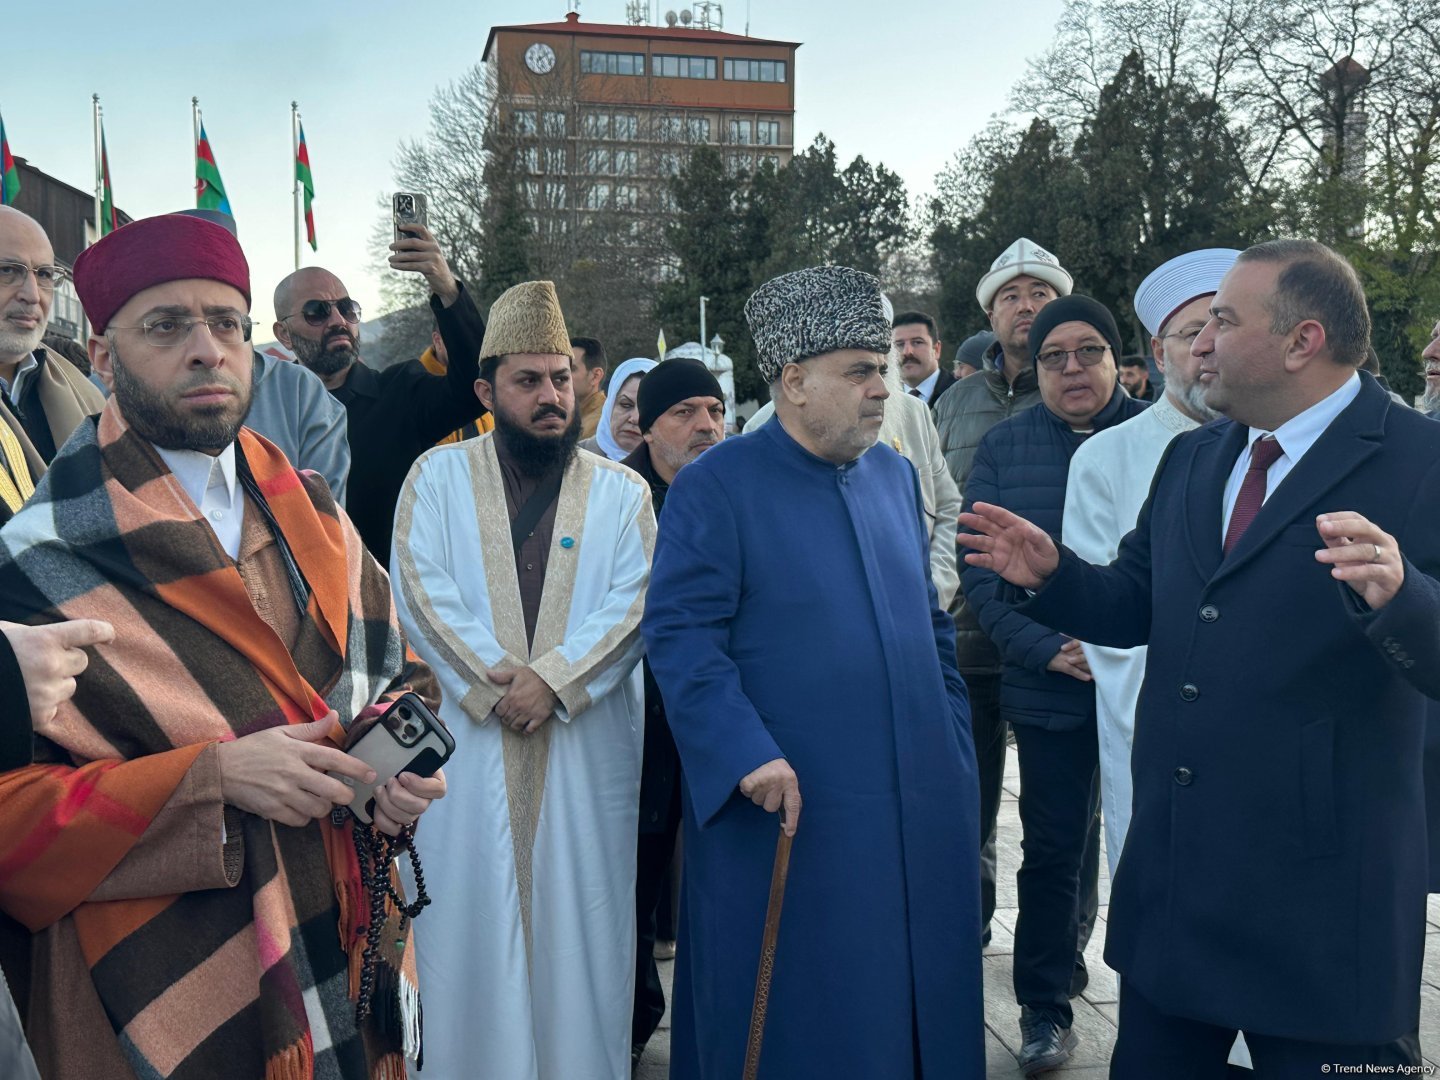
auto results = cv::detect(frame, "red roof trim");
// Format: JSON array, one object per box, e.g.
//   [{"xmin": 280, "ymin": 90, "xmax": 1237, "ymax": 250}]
[{"xmin": 484, "ymin": 19, "xmax": 801, "ymax": 61}]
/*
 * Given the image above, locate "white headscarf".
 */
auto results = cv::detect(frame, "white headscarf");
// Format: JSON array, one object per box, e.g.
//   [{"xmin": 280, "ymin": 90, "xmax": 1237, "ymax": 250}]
[{"xmin": 595, "ymin": 357, "xmax": 657, "ymax": 461}]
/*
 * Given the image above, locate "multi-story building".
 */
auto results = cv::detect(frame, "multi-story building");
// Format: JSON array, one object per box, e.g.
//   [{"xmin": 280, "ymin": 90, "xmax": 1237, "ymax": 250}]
[{"xmin": 482, "ymin": 9, "xmax": 800, "ymax": 218}]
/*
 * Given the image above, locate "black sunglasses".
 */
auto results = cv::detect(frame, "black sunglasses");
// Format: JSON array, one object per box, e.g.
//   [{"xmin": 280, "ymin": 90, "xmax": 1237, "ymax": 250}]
[{"xmin": 282, "ymin": 297, "xmax": 363, "ymax": 326}]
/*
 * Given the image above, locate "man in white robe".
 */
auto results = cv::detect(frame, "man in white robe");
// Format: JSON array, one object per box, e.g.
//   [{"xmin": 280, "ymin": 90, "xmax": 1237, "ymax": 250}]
[
  {"xmin": 390, "ymin": 280, "xmax": 654, "ymax": 1080},
  {"xmin": 1062, "ymin": 248, "xmax": 1239, "ymax": 874}
]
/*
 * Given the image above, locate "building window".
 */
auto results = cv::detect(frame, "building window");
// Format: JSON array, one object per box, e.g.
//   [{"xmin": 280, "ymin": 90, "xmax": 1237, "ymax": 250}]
[
  {"xmin": 583, "ymin": 182, "xmax": 612, "ymax": 210},
  {"xmin": 756, "ymin": 120, "xmax": 782, "ymax": 145},
  {"xmin": 513, "ymin": 110, "xmax": 538, "ymax": 135},
  {"xmin": 543, "ymin": 111, "xmax": 567, "ymax": 137},
  {"xmin": 726, "ymin": 152, "xmax": 755, "ymax": 174},
  {"xmin": 580, "ymin": 50, "xmax": 645, "ymax": 76},
  {"xmin": 759, "ymin": 153, "xmax": 781, "ymax": 170},
  {"xmin": 518, "ymin": 146, "xmax": 540, "ymax": 172},
  {"xmin": 614, "ymin": 184, "xmax": 639, "ymax": 209},
  {"xmin": 544, "ymin": 147, "xmax": 567, "ymax": 173},
  {"xmin": 545, "ymin": 181, "xmax": 568, "ymax": 208},
  {"xmin": 583, "ymin": 113, "xmax": 639, "ymax": 140},
  {"xmin": 653, "ymin": 54, "xmax": 717, "ymax": 79},
  {"xmin": 723, "ymin": 58, "xmax": 787, "ymax": 83},
  {"xmin": 584, "ymin": 147, "xmax": 612, "ymax": 174},
  {"xmin": 655, "ymin": 116, "xmax": 686, "ymax": 141},
  {"xmin": 656, "ymin": 150, "xmax": 683, "ymax": 176},
  {"xmin": 727, "ymin": 119, "xmax": 753, "ymax": 144},
  {"xmin": 686, "ymin": 117, "xmax": 711, "ymax": 142},
  {"xmin": 613, "ymin": 149, "xmax": 638, "ymax": 175}
]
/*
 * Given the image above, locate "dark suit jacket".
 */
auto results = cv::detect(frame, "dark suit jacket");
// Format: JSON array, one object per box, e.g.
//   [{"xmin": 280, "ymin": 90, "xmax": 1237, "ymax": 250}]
[
  {"xmin": 1023, "ymin": 374, "xmax": 1440, "ymax": 1044},
  {"xmin": 926, "ymin": 367, "xmax": 957, "ymax": 408}
]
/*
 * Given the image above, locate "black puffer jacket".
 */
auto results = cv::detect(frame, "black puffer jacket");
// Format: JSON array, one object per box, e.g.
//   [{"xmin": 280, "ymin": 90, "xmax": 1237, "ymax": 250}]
[{"xmin": 959, "ymin": 385, "xmax": 1147, "ymax": 728}]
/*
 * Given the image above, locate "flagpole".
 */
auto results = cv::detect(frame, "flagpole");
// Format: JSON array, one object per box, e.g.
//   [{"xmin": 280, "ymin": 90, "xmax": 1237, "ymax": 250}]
[
  {"xmin": 292, "ymin": 102, "xmax": 301, "ymax": 270},
  {"xmin": 92, "ymin": 95, "xmax": 102, "ymax": 246},
  {"xmin": 191, "ymin": 97, "xmax": 200, "ymax": 207}
]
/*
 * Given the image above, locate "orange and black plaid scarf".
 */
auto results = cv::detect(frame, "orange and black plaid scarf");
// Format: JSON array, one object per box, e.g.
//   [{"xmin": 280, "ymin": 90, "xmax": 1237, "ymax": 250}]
[{"xmin": 0, "ymin": 401, "xmax": 438, "ymax": 1079}]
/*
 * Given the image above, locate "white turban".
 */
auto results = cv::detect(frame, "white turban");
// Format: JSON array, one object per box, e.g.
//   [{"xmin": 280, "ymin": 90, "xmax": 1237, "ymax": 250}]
[{"xmin": 1133, "ymin": 248, "xmax": 1242, "ymax": 338}]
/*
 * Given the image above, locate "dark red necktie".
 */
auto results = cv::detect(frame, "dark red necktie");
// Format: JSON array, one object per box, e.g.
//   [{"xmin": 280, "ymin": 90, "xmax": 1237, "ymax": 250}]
[{"xmin": 1223, "ymin": 435, "xmax": 1285, "ymax": 554}]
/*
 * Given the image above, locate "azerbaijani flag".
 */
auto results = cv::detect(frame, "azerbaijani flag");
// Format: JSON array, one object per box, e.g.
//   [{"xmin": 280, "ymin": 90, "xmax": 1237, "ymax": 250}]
[
  {"xmin": 195, "ymin": 123, "xmax": 231, "ymax": 215},
  {"xmin": 296, "ymin": 122, "xmax": 316, "ymax": 250},
  {"xmin": 98, "ymin": 125, "xmax": 117, "ymax": 236},
  {"xmin": 0, "ymin": 110, "xmax": 20, "ymax": 207}
]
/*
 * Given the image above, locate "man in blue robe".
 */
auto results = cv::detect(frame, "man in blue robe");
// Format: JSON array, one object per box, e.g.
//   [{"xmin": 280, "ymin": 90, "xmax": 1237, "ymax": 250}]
[{"xmin": 642, "ymin": 265, "xmax": 985, "ymax": 1079}]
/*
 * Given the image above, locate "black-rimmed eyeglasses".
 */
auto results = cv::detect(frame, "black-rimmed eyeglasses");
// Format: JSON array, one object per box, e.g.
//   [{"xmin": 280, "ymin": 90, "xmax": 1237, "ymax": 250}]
[{"xmin": 1036, "ymin": 345, "xmax": 1110, "ymax": 371}]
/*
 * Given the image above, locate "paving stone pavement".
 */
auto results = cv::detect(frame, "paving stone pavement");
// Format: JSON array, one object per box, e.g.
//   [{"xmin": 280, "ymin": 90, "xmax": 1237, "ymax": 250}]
[{"xmin": 636, "ymin": 743, "xmax": 1440, "ymax": 1077}]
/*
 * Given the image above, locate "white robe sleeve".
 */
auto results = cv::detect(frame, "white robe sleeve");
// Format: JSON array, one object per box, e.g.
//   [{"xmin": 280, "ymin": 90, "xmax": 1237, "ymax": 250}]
[
  {"xmin": 391, "ymin": 458, "xmax": 527, "ymax": 726},
  {"xmin": 1063, "ymin": 439, "xmax": 1140, "ymax": 750},
  {"xmin": 530, "ymin": 477, "xmax": 655, "ymax": 721}
]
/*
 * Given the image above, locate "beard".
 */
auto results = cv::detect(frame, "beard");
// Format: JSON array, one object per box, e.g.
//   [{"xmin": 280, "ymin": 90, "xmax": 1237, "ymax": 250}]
[
  {"xmin": 110, "ymin": 342, "xmax": 252, "ymax": 453},
  {"xmin": 291, "ymin": 326, "xmax": 360, "ymax": 377},
  {"xmin": 1169, "ymin": 373, "xmax": 1221, "ymax": 423},
  {"xmin": 1423, "ymin": 380, "xmax": 1440, "ymax": 415},
  {"xmin": 493, "ymin": 398, "xmax": 581, "ymax": 476},
  {"xmin": 0, "ymin": 309, "xmax": 45, "ymax": 360}
]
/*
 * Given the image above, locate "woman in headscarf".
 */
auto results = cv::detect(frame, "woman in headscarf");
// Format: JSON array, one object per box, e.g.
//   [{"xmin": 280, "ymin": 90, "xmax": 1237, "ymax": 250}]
[{"xmin": 581, "ymin": 357, "xmax": 657, "ymax": 461}]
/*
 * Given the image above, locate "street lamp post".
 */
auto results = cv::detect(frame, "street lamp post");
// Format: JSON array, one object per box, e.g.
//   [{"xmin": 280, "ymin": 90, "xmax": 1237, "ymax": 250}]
[{"xmin": 699, "ymin": 295, "xmax": 708, "ymax": 367}]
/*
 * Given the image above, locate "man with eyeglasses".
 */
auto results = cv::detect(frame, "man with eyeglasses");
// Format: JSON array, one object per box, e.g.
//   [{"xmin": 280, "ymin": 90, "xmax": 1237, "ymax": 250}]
[
  {"xmin": 1062, "ymin": 249, "xmax": 1238, "ymax": 881},
  {"xmin": 958, "ymin": 294, "xmax": 1146, "ymax": 1074},
  {"xmin": 0, "ymin": 207, "xmax": 105, "ymax": 522},
  {"xmin": 931, "ymin": 237, "xmax": 1073, "ymax": 961},
  {"xmin": 0, "ymin": 211, "xmax": 445, "ymax": 1079},
  {"xmin": 272, "ymin": 224, "xmax": 486, "ymax": 565}
]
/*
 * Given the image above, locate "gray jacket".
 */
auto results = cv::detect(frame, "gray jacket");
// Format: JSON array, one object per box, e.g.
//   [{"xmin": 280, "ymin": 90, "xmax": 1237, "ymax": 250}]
[
  {"xmin": 932, "ymin": 350, "xmax": 1042, "ymax": 673},
  {"xmin": 247, "ymin": 351, "xmax": 351, "ymax": 506}
]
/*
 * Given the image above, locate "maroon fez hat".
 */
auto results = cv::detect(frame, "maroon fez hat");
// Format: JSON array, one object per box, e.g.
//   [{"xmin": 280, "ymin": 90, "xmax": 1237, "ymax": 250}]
[{"xmin": 73, "ymin": 213, "xmax": 251, "ymax": 333}]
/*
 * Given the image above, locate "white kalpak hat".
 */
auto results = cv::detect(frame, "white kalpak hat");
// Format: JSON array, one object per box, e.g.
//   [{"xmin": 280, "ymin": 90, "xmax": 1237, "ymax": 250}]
[
  {"xmin": 975, "ymin": 237, "xmax": 1073, "ymax": 311},
  {"xmin": 1133, "ymin": 248, "xmax": 1242, "ymax": 338}
]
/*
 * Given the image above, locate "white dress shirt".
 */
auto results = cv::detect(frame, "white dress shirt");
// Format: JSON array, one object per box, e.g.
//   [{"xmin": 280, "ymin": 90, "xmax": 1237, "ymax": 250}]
[
  {"xmin": 1220, "ymin": 372, "xmax": 1360, "ymax": 542},
  {"xmin": 0, "ymin": 352, "xmax": 39, "ymax": 405},
  {"xmin": 908, "ymin": 366, "xmax": 941, "ymax": 402},
  {"xmin": 155, "ymin": 442, "xmax": 243, "ymax": 559}
]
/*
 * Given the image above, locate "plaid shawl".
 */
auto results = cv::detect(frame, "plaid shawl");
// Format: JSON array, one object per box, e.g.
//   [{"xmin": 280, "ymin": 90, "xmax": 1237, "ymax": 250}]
[{"xmin": 0, "ymin": 401, "xmax": 438, "ymax": 1080}]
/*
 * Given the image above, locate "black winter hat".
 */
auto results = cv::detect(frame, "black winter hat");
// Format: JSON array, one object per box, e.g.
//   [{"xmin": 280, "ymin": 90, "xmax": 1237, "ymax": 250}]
[
  {"xmin": 637, "ymin": 358, "xmax": 725, "ymax": 433},
  {"xmin": 1027, "ymin": 295, "xmax": 1124, "ymax": 366}
]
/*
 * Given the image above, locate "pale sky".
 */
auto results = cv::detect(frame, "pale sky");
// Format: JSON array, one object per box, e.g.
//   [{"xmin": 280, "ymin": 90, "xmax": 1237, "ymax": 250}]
[{"xmin": 6, "ymin": 0, "xmax": 1065, "ymax": 331}]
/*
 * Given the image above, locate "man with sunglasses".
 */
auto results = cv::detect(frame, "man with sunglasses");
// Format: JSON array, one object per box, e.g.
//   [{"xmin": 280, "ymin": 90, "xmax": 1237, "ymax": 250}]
[
  {"xmin": 272, "ymin": 224, "xmax": 487, "ymax": 564},
  {"xmin": 958, "ymin": 294, "xmax": 1146, "ymax": 1074},
  {"xmin": 0, "ymin": 207, "xmax": 105, "ymax": 522}
]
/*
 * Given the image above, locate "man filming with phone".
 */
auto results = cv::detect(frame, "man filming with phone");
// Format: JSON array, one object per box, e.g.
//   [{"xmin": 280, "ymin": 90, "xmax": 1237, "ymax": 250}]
[
  {"xmin": 0, "ymin": 214, "xmax": 446, "ymax": 1080},
  {"xmin": 273, "ymin": 196, "xmax": 489, "ymax": 566}
]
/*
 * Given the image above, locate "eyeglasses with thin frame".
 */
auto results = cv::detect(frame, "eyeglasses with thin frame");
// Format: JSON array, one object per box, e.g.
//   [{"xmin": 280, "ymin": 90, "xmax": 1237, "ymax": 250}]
[
  {"xmin": 1036, "ymin": 344, "xmax": 1111, "ymax": 371},
  {"xmin": 108, "ymin": 313, "xmax": 254, "ymax": 348},
  {"xmin": 280, "ymin": 297, "xmax": 362, "ymax": 326},
  {"xmin": 1161, "ymin": 325, "xmax": 1205, "ymax": 346},
  {"xmin": 0, "ymin": 260, "xmax": 70, "ymax": 292}
]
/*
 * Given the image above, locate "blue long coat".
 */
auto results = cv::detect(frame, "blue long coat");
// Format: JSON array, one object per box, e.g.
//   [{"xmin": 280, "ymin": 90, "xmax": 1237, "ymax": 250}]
[
  {"xmin": 642, "ymin": 419, "xmax": 984, "ymax": 1079},
  {"xmin": 1023, "ymin": 374, "xmax": 1440, "ymax": 1044}
]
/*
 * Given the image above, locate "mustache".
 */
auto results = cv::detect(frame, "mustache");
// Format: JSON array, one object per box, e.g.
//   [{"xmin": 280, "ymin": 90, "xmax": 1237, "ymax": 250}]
[
  {"xmin": 532, "ymin": 404, "xmax": 568, "ymax": 421},
  {"xmin": 323, "ymin": 328, "xmax": 355, "ymax": 346}
]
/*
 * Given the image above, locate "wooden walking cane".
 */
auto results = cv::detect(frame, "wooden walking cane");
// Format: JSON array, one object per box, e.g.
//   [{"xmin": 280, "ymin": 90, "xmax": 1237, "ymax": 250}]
[{"xmin": 742, "ymin": 810, "xmax": 794, "ymax": 1080}]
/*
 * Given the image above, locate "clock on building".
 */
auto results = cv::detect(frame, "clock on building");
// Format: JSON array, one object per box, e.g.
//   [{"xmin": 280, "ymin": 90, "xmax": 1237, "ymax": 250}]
[{"xmin": 525, "ymin": 43, "xmax": 557, "ymax": 74}]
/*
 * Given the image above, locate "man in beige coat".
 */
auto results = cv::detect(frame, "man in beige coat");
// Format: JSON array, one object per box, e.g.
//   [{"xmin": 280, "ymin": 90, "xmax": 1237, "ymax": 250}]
[{"xmin": 0, "ymin": 207, "xmax": 105, "ymax": 520}]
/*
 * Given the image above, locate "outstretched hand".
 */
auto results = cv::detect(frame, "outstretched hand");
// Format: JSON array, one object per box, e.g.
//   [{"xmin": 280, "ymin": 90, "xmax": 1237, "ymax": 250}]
[{"xmin": 957, "ymin": 503, "xmax": 1060, "ymax": 589}]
